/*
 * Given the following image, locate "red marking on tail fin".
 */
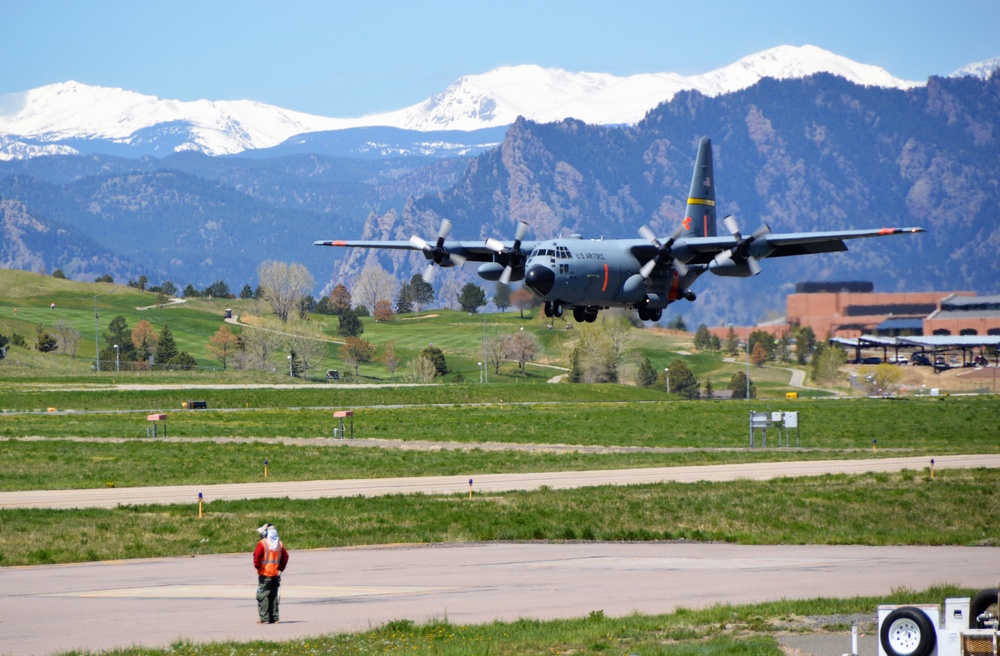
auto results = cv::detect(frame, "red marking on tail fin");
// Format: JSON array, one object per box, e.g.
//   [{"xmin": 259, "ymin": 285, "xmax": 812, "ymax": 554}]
[{"xmin": 683, "ymin": 217, "xmax": 692, "ymax": 231}]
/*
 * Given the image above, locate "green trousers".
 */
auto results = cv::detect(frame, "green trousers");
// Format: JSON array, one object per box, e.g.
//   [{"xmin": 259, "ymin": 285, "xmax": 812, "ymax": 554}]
[{"xmin": 256, "ymin": 575, "xmax": 280, "ymax": 623}]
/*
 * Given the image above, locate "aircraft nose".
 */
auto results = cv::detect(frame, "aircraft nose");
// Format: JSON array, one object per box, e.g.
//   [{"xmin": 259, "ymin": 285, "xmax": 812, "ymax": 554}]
[{"xmin": 524, "ymin": 265, "xmax": 555, "ymax": 296}]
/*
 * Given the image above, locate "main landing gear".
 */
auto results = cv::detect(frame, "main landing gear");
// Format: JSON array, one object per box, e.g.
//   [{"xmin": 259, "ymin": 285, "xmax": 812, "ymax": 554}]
[
  {"xmin": 544, "ymin": 302, "xmax": 599, "ymax": 323},
  {"xmin": 636, "ymin": 306, "xmax": 662, "ymax": 322}
]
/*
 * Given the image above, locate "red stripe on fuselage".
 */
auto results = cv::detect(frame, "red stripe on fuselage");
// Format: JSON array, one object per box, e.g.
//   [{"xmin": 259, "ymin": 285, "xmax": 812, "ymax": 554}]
[{"xmin": 602, "ymin": 263, "xmax": 609, "ymax": 292}]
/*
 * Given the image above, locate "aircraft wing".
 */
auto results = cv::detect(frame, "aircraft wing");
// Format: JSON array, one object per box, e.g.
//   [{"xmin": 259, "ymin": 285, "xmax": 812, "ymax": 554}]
[
  {"xmin": 313, "ymin": 239, "xmax": 537, "ymax": 263},
  {"xmin": 760, "ymin": 227, "xmax": 926, "ymax": 259},
  {"xmin": 674, "ymin": 227, "xmax": 925, "ymax": 264}
]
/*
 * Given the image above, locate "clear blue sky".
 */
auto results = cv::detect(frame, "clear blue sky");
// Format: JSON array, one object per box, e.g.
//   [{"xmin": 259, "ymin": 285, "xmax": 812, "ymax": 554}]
[{"xmin": 4, "ymin": 0, "xmax": 998, "ymax": 117}]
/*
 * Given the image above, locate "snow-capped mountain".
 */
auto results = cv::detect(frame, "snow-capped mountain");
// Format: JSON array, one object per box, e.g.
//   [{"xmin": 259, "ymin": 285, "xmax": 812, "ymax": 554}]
[
  {"xmin": 0, "ymin": 44, "xmax": 965, "ymax": 159},
  {"xmin": 949, "ymin": 56, "xmax": 1000, "ymax": 79},
  {"xmin": 373, "ymin": 44, "xmax": 923, "ymax": 130}
]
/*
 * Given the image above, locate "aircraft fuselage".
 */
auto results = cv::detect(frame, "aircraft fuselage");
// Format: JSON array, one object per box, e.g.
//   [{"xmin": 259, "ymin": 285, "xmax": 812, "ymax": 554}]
[{"xmin": 522, "ymin": 237, "xmax": 696, "ymax": 320}]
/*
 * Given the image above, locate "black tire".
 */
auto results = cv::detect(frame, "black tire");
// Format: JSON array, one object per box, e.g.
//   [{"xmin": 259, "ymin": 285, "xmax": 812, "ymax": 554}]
[
  {"xmin": 969, "ymin": 587, "xmax": 999, "ymax": 629},
  {"xmin": 880, "ymin": 606, "xmax": 936, "ymax": 656}
]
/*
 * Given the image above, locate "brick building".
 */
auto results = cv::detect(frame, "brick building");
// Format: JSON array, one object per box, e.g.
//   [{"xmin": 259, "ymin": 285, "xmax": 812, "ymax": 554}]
[{"xmin": 709, "ymin": 282, "xmax": 1000, "ymax": 341}]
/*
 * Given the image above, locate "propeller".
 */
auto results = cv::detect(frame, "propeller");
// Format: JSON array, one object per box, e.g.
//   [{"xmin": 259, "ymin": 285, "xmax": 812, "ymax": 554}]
[
  {"xmin": 638, "ymin": 224, "xmax": 688, "ymax": 279},
  {"xmin": 713, "ymin": 215, "xmax": 770, "ymax": 275},
  {"xmin": 410, "ymin": 218, "xmax": 466, "ymax": 282},
  {"xmin": 485, "ymin": 221, "xmax": 530, "ymax": 285}
]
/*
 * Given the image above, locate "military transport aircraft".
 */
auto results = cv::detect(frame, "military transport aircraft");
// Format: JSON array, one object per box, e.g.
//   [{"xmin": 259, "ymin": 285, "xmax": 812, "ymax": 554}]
[{"xmin": 315, "ymin": 137, "xmax": 924, "ymax": 323}]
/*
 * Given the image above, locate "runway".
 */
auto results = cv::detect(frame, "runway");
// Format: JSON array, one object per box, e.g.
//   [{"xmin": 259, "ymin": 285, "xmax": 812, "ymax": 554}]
[
  {"xmin": 3, "ymin": 453, "xmax": 999, "ymax": 510},
  {"xmin": 6, "ymin": 541, "xmax": 998, "ymax": 655},
  {"xmin": 5, "ymin": 454, "xmax": 1000, "ymax": 655}
]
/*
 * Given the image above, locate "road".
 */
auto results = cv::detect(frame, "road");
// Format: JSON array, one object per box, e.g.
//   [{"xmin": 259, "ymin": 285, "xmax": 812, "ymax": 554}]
[
  {"xmin": 5, "ymin": 455, "xmax": 1000, "ymax": 655},
  {"xmin": 6, "ymin": 541, "xmax": 998, "ymax": 656},
  {"xmin": 2, "ymin": 453, "xmax": 998, "ymax": 510}
]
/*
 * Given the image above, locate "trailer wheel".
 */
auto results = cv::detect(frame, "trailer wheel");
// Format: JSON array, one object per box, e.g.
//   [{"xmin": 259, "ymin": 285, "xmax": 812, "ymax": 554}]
[
  {"xmin": 880, "ymin": 606, "xmax": 936, "ymax": 656},
  {"xmin": 969, "ymin": 587, "xmax": 999, "ymax": 629}
]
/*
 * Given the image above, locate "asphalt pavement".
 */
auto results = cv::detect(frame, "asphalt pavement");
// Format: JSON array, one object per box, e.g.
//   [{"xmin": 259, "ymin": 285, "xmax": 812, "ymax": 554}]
[{"xmin": 6, "ymin": 541, "xmax": 996, "ymax": 656}]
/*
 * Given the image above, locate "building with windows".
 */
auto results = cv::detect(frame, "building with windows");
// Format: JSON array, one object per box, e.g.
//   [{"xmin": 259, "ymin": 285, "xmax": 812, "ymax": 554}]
[{"xmin": 710, "ymin": 283, "xmax": 1000, "ymax": 341}]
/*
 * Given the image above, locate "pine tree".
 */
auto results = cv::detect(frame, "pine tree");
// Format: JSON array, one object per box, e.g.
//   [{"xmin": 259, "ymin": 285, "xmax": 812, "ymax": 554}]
[
  {"xmin": 728, "ymin": 371, "xmax": 756, "ymax": 399},
  {"xmin": 407, "ymin": 274, "xmax": 434, "ymax": 311},
  {"xmin": 494, "ymin": 284, "xmax": 511, "ymax": 312},
  {"xmin": 458, "ymin": 283, "xmax": 487, "ymax": 313},
  {"xmin": 155, "ymin": 324, "xmax": 179, "ymax": 364},
  {"xmin": 636, "ymin": 356, "xmax": 658, "ymax": 387},
  {"xmin": 421, "ymin": 345, "xmax": 447, "ymax": 376},
  {"xmin": 337, "ymin": 309, "xmax": 364, "ymax": 337},
  {"xmin": 667, "ymin": 359, "xmax": 699, "ymax": 399}
]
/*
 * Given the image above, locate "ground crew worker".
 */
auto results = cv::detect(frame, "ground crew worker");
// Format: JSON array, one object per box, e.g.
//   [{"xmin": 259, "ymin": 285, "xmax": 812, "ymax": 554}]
[{"xmin": 253, "ymin": 523, "xmax": 289, "ymax": 623}]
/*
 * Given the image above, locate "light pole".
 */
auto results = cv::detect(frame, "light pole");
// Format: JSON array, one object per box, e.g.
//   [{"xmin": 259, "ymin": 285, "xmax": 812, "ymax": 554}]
[
  {"xmin": 745, "ymin": 330, "xmax": 751, "ymax": 400},
  {"xmin": 482, "ymin": 316, "xmax": 488, "ymax": 384},
  {"xmin": 113, "ymin": 344, "xmax": 120, "ymax": 372},
  {"xmin": 478, "ymin": 362, "xmax": 483, "ymax": 384},
  {"xmin": 287, "ymin": 354, "xmax": 293, "ymax": 377},
  {"xmin": 665, "ymin": 368, "xmax": 669, "ymax": 394}
]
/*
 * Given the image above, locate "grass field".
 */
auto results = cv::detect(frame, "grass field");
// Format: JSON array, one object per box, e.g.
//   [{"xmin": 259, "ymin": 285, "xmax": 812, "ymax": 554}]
[
  {"xmin": 0, "ymin": 394, "xmax": 997, "ymax": 492},
  {"xmin": 42, "ymin": 584, "xmax": 975, "ymax": 656},
  {"xmin": 3, "ymin": 468, "xmax": 998, "ymax": 567},
  {"xmin": 0, "ymin": 269, "xmax": 809, "ymax": 391},
  {"xmin": 2, "ymin": 270, "xmax": 998, "ymax": 654}
]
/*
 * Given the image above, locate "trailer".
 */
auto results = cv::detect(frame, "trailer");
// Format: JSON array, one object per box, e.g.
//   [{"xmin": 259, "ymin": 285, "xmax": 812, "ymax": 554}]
[{"xmin": 878, "ymin": 587, "xmax": 998, "ymax": 656}]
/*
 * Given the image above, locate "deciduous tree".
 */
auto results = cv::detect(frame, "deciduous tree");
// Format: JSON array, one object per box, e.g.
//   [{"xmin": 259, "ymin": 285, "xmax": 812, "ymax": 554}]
[
  {"xmin": 131, "ymin": 320, "xmax": 158, "ymax": 362},
  {"xmin": 510, "ymin": 287, "xmax": 537, "ymax": 319},
  {"xmin": 285, "ymin": 327, "xmax": 328, "ymax": 379},
  {"xmin": 258, "ymin": 260, "xmax": 314, "ymax": 323},
  {"xmin": 504, "ymin": 331, "xmax": 538, "ymax": 374},
  {"xmin": 380, "ymin": 340, "xmax": 401, "ymax": 381},
  {"xmin": 329, "ymin": 283, "xmax": 352, "ymax": 316},
  {"xmin": 354, "ymin": 264, "xmax": 398, "ymax": 315},
  {"xmin": 207, "ymin": 325, "xmax": 239, "ymax": 370},
  {"xmin": 339, "ymin": 337, "xmax": 376, "ymax": 376},
  {"xmin": 374, "ymin": 299, "xmax": 395, "ymax": 322}
]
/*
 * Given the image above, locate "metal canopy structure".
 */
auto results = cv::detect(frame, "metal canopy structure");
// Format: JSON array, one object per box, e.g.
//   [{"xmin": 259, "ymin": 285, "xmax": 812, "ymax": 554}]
[{"xmin": 830, "ymin": 335, "xmax": 1000, "ymax": 369}]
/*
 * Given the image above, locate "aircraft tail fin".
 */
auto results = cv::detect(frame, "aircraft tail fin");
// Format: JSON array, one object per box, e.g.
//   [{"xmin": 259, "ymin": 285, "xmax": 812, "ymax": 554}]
[{"xmin": 683, "ymin": 137, "xmax": 717, "ymax": 238}]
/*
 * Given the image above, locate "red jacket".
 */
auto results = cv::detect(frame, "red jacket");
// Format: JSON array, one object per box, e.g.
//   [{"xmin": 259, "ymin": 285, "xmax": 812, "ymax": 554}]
[{"xmin": 253, "ymin": 540, "xmax": 289, "ymax": 577}]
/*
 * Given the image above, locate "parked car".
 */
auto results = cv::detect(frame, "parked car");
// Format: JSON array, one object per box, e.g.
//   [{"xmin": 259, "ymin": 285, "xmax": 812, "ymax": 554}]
[
  {"xmin": 911, "ymin": 353, "xmax": 932, "ymax": 366},
  {"xmin": 889, "ymin": 356, "xmax": 909, "ymax": 365}
]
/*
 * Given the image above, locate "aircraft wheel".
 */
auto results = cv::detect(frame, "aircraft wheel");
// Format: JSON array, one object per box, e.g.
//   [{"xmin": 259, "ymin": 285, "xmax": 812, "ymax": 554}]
[
  {"xmin": 879, "ymin": 607, "xmax": 936, "ymax": 656},
  {"xmin": 969, "ymin": 587, "xmax": 999, "ymax": 629},
  {"xmin": 649, "ymin": 308, "xmax": 662, "ymax": 321},
  {"xmin": 636, "ymin": 306, "xmax": 650, "ymax": 321},
  {"xmin": 552, "ymin": 302, "xmax": 563, "ymax": 318},
  {"xmin": 585, "ymin": 309, "xmax": 598, "ymax": 323},
  {"xmin": 544, "ymin": 302, "xmax": 553, "ymax": 318},
  {"xmin": 572, "ymin": 306, "xmax": 586, "ymax": 322}
]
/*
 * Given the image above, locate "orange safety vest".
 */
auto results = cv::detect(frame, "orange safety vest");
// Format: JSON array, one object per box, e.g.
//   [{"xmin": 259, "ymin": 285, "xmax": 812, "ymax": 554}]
[{"xmin": 258, "ymin": 540, "xmax": 283, "ymax": 577}]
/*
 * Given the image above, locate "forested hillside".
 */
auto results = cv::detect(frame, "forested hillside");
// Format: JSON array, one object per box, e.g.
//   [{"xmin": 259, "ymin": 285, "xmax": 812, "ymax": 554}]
[{"xmin": 2, "ymin": 73, "xmax": 997, "ymax": 326}]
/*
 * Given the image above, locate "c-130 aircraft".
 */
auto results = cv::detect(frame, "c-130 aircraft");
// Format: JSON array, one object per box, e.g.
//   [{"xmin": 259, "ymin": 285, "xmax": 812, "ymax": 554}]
[{"xmin": 316, "ymin": 137, "xmax": 924, "ymax": 323}]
